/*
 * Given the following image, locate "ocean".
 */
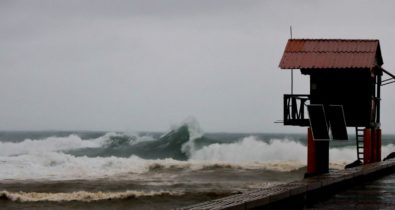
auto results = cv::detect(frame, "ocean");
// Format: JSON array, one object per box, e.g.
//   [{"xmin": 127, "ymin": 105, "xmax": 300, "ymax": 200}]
[{"xmin": 1, "ymin": 118, "xmax": 394, "ymax": 210}]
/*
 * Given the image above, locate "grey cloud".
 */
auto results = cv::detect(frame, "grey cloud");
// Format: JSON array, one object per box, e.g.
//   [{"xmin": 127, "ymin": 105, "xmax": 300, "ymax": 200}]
[{"xmin": 1, "ymin": 0, "xmax": 395, "ymax": 133}]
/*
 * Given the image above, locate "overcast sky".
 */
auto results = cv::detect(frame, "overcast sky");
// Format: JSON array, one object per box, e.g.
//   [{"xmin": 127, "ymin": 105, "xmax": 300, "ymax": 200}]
[{"xmin": 1, "ymin": 0, "xmax": 395, "ymax": 133}]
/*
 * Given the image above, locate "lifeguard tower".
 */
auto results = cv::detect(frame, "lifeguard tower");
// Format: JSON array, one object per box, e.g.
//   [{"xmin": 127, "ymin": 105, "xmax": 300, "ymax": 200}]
[{"xmin": 278, "ymin": 39, "xmax": 395, "ymax": 176}]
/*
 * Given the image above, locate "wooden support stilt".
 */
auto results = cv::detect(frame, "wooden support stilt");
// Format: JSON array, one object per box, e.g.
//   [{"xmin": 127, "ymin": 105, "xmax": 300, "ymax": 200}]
[
  {"xmin": 363, "ymin": 128, "xmax": 382, "ymax": 164},
  {"xmin": 306, "ymin": 128, "xmax": 329, "ymax": 176}
]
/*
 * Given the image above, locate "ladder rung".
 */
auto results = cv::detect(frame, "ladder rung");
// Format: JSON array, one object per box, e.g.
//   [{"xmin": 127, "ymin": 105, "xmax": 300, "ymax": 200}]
[{"xmin": 356, "ymin": 127, "xmax": 365, "ymax": 161}]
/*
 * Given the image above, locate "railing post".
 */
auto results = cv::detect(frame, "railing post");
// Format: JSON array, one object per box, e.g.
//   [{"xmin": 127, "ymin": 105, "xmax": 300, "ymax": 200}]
[
  {"xmin": 284, "ymin": 95, "xmax": 288, "ymax": 124},
  {"xmin": 291, "ymin": 97, "xmax": 297, "ymax": 119}
]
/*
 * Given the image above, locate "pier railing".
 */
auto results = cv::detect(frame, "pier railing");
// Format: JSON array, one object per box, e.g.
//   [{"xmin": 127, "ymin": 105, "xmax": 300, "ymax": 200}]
[{"xmin": 283, "ymin": 94, "xmax": 310, "ymax": 126}]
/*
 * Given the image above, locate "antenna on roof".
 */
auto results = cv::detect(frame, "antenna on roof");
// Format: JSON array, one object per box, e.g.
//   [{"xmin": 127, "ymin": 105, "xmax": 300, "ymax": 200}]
[
  {"xmin": 290, "ymin": 25, "xmax": 293, "ymax": 39},
  {"xmin": 290, "ymin": 25, "xmax": 294, "ymax": 95}
]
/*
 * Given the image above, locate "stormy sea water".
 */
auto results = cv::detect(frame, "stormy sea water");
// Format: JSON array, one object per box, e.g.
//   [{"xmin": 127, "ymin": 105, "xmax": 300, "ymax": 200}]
[{"xmin": 1, "ymin": 118, "xmax": 394, "ymax": 210}]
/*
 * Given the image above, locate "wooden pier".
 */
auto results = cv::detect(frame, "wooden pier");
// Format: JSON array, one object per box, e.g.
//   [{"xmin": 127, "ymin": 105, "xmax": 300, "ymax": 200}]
[{"xmin": 179, "ymin": 159, "xmax": 395, "ymax": 210}]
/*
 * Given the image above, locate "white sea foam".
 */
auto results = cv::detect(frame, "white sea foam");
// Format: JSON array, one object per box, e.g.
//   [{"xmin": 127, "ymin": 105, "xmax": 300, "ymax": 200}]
[
  {"xmin": 0, "ymin": 134, "xmax": 106, "ymax": 156},
  {"xmin": 1, "ymin": 130, "xmax": 394, "ymax": 180},
  {"xmin": 0, "ymin": 152, "xmax": 153, "ymax": 180},
  {"xmin": 0, "ymin": 190, "xmax": 184, "ymax": 202},
  {"xmin": 190, "ymin": 136, "xmax": 395, "ymax": 170},
  {"xmin": 329, "ymin": 143, "xmax": 395, "ymax": 163},
  {"xmin": 0, "ymin": 152, "xmax": 302, "ymax": 180},
  {"xmin": 190, "ymin": 136, "xmax": 307, "ymax": 162},
  {"xmin": 0, "ymin": 132, "xmax": 157, "ymax": 156}
]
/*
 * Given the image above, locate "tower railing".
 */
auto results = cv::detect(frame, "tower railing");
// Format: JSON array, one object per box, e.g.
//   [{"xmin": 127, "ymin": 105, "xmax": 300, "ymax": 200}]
[{"xmin": 283, "ymin": 94, "xmax": 310, "ymax": 126}]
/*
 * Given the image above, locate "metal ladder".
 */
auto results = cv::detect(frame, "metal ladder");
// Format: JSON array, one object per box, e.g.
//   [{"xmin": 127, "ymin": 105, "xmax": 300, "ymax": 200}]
[{"xmin": 355, "ymin": 127, "xmax": 364, "ymax": 162}]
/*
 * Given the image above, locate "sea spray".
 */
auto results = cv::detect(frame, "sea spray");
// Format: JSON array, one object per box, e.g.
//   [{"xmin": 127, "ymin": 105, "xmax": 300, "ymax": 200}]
[
  {"xmin": 382, "ymin": 143, "xmax": 395, "ymax": 158},
  {"xmin": 180, "ymin": 117, "xmax": 204, "ymax": 157}
]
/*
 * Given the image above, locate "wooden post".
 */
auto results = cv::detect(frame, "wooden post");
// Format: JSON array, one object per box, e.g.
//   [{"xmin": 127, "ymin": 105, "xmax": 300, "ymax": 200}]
[{"xmin": 363, "ymin": 128, "xmax": 382, "ymax": 163}]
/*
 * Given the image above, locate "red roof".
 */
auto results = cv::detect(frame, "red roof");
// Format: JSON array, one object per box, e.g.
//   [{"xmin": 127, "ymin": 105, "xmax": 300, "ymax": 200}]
[{"xmin": 279, "ymin": 39, "xmax": 383, "ymax": 69}]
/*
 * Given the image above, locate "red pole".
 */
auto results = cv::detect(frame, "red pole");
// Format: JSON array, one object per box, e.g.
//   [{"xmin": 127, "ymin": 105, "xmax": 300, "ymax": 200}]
[{"xmin": 364, "ymin": 128, "xmax": 372, "ymax": 164}]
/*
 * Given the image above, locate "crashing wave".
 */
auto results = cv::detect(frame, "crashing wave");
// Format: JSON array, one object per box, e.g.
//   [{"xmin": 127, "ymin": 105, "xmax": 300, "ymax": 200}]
[
  {"xmin": 68, "ymin": 117, "xmax": 207, "ymax": 160},
  {"xmin": 1, "ymin": 118, "xmax": 394, "ymax": 180}
]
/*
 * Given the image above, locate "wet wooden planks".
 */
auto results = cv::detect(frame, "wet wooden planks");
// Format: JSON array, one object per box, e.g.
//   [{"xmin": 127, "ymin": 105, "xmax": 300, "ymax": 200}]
[
  {"xmin": 309, "ymin": 172, "xmax": 395, "ymax": 209},
  {"xmin": 178, "ymin": 159, "xmax": 395, "ymax": 210}
]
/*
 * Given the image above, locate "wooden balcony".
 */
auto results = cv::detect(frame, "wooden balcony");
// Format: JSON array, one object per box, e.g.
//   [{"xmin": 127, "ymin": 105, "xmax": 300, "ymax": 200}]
[{"xmin": 284, "ymin": 94, "xmax": 310, "ymax": 126}]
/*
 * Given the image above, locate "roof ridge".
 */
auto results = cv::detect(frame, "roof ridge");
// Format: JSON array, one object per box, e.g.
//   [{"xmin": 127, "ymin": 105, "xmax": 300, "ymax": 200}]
[
  {"xmin": 285, "ymin": 51, "xmax": 376, "ymax": 53},
  {"xmin": 289, "ymin": 38, "xmax": 379, "ymax": 42}
]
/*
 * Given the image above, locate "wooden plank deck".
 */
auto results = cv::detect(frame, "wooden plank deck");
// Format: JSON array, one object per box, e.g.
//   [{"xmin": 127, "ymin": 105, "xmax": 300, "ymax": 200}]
[
  {"xmin": 178, "ymin": 159, "xmax": 395, "ymax": 210},
  {"xmin": 309, "ymin": 172, "xmax": 395, "ymax": 209}
]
